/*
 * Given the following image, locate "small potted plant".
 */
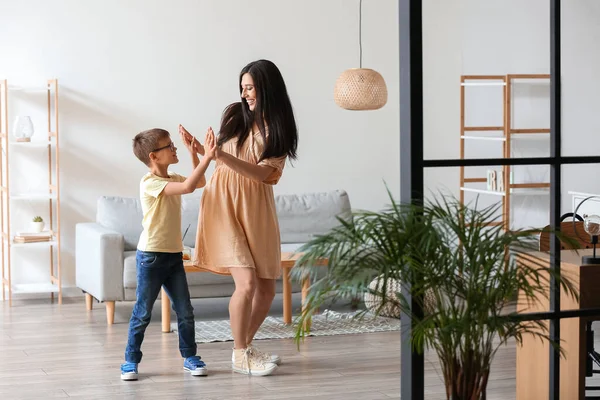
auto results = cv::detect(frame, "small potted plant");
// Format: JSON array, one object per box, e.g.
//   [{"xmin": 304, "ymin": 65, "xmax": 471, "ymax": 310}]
[{"xmin": 31, "ymin": 216, "xmax": 44, "ymax": 233}]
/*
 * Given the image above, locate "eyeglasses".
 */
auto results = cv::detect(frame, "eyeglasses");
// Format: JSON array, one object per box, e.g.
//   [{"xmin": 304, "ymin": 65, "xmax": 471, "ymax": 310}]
[{"xmin": 152, "ymin": 142, "xmax": 175, "ymax": 153}]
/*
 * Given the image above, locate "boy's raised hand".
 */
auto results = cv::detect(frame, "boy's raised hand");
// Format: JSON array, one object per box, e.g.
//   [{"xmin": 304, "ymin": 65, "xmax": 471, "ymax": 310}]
[
  {"xmin": 204, "ymin": 127, "xmax": 218, "ymax": 160},
  {"xmin": 179, "ymin": 124, "xmax": 205, "ymax": 156}
]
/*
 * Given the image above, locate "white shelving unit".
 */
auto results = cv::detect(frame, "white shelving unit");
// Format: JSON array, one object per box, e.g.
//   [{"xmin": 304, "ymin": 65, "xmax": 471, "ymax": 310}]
[
  {"xmin": 0, "ymin": 79, "xmax": 62, "ymax": 305},
  {"xmin": 459, "ymin": 74, "xmax": 551, "ymax": 231},
  {"xmin": 461, "ymin": 187, "xmax": 550, "ymax": 197}
]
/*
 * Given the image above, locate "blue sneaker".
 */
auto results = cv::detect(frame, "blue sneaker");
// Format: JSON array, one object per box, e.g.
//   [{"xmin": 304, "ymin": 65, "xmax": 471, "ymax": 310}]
[
  {"xmin": 184, "ymin": 356, "xmax": 208, "ymax": 376},
  {"xmin": 120, "ymin": 362, "xmax": 138, "ymax": 381}
]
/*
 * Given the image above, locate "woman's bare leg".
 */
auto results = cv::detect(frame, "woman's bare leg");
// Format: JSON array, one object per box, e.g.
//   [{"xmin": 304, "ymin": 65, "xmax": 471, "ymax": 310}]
[
  {"xmin": 246, "ymin": 277, "xmax": 276, "ymax": 345},
  {"xmin": 229, "ymin": 268, "xmax": 256, "ymax": 349}
]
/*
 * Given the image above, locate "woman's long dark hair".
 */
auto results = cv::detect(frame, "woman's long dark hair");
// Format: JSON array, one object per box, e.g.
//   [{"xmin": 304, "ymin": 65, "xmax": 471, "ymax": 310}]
[{"xmin": 217, "ymin": 59, "xmax": 298, "ymax": 161}]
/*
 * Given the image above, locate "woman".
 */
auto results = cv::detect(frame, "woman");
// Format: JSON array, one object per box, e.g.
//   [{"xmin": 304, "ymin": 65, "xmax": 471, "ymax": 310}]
[{"xmin": 182, "ymin": 59, "xmax": 298, "ymax": 376}]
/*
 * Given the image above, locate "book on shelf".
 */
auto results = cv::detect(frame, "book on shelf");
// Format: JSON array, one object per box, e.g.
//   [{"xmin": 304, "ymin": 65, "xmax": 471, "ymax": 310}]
[{"xmin": 13, "ymin": 231, "xmax": 53, "ymax": 243}]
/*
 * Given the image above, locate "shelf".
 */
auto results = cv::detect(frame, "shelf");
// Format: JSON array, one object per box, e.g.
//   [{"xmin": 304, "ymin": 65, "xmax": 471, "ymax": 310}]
[
  {"xmin": 10, "ymin": 283, "xmax": 59, "ymax": 294},
  {"xmin": 459, "ymin": 73, "xmax": 551, "ymax": 233},
  {"xmin": 10, "ymin": 193, "xmax": 57, "ymax": 200},
  {"xmin": 461, "ymin": 188, "xmax": 506, "ymax": 196},
  {"xmin": 463, "ymin": 126, "xmax": 504, "ymax": 132},
  {"xmin": 11, "ymin": 240, "xmax": 57, "ymax": 248},
  {"xmin": 9, "ymin": 141, "xmax": 52, "ymax": 148},
  {"xmin": 461, "ymin": 82, "xmax": 506, "ymax": 87},
  {"xmin": 461, "ymin": 187, "xmax": 550, "ymax": 196},
  {"xmin": 461, "ymin": 135, "xmax": 548, "ymax": 141},
  {"xmin": 461, "ymin": 136, "xmax": 506, "ymax": 142},
  {"xmin": 509, "ymin": 128, "xmax": 550, "ymax": 134},
  {"xmin": 7, "ymin": 86, "xmax": 48, "ymax": 93},
  {"xmin": 0, "ymin": 78, "xmax": 62, "ymax": 306},
  {"xmin": 568, "ymin": 191, "xmax": 599, "ymax": 198}
]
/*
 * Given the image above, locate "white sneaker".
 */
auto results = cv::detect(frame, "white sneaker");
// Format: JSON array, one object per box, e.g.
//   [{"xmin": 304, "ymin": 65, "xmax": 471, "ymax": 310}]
[
  {"xmin": 232, "ymin": 347, "xmax": 278, "ymax": 376},
  {"xmin": 248, "ymin": 344, "xmax": 282, "ymax": 365}
]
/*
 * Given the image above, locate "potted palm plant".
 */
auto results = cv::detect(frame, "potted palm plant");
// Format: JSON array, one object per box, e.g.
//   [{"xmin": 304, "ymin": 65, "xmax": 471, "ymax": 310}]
[{"xmin": 292, "ymin": 191, "xmax": 578, "ymax": 400}]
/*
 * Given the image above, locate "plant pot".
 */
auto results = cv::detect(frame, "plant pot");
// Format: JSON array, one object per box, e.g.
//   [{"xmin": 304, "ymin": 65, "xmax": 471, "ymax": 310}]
[{"xmin": 31, "ymin": 221, "xmax": 44, "ymax": 233}]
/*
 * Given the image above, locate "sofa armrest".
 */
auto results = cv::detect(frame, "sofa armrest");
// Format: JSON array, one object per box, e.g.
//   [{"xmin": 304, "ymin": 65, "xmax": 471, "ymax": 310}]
[{"xmin": 76, "ymin": 222, "xmax": 125, "ymax": 302}]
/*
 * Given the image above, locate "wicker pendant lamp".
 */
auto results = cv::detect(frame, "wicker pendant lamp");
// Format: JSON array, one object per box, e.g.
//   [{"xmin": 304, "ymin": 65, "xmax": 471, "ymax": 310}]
[{"xmin": 334, "ymin": 0, "xmax": 388, "ymax": 111}]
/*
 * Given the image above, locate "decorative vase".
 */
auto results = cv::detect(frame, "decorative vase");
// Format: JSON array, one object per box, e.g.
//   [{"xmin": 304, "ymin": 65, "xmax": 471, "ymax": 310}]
[
  {"xmin": 363, "ymin": 275, "xmax": 402, "ymax": 318},
  {"xmin": 13, "ymin": 116, "xmax": 34, "ymax": 142},
  {"xmin": 31, "ymin": 221, "xmax": 44, "ymax": 233}
]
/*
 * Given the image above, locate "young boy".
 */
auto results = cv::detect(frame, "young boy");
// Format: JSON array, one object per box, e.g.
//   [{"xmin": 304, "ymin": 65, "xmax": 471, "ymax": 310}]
[{"xmin": 121, "ymin": 126, "xmax": 216, "ymax": 380}]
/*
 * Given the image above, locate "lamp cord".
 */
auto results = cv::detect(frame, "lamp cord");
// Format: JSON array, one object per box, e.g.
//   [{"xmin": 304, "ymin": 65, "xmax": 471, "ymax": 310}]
[{"xmin": 359, "ymin": 0, "xmax": 363, "ymax": 68}]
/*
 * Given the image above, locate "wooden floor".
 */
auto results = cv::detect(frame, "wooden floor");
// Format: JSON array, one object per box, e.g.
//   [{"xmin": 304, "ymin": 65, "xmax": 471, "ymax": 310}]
[
  {"xmin": 0, "ymin": 297, "xmax": 401, "ymax": 400},
  {"xmin": 15, "ymin": 296, "xmax": 600, "ymax": 399}
]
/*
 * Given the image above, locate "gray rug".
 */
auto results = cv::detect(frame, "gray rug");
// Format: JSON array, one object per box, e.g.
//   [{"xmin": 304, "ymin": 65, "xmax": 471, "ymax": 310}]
[{"xmin": 171, "ymin": 309, "xmax": 400, "ymax": 343}]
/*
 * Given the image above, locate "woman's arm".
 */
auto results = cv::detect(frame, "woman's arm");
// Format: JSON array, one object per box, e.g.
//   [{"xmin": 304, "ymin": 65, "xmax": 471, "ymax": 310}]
[{"xmin": 218, "ymin": 151, "xmax": 275, "ymax": 183}]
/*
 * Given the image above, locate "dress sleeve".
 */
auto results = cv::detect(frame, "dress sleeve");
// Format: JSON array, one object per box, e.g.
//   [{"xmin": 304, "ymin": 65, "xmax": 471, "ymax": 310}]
[
  {"xmin": 258, "ymin": 156, "xmax": 286, "ymax": 185},
  {"xmin": 251, "ymin": 133, "xmax": 287, "ymax": 185}
]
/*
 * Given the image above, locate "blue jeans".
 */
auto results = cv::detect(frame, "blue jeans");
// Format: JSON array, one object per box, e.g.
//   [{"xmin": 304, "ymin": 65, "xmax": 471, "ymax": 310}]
[{"xmin": 124, "ymin": 250, "xmax": 197, "ymax": 363}]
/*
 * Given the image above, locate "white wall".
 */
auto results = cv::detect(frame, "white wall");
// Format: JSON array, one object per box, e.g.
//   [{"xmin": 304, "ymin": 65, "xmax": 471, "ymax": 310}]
[
  {"xmin": 7, "ymin": 0, "xmax": 598, "ymax": 294},
  {"xmin": 0, "ymin": 0, "xmax": 399, "ymax": 290},
  {"xmin": 424, "ymin": 0, "xmax": 600, "ymax": 229},
  {"xmin": 422, "ymin": 0, "xmax": 463, "ymax": 199}
]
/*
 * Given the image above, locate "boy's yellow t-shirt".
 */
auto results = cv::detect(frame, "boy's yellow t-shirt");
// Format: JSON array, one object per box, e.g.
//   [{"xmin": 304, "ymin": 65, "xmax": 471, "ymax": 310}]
[{"xmin": 137, "ymin": 172, "xmax": 186, "ymax": 253}]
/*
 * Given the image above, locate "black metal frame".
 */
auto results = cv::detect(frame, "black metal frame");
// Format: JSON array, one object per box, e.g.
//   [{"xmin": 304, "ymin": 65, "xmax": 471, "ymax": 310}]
[
  {"xmin": 399, "ymin": 1, "xmax": 423, "ymax": 398},
  {"xmin": 399, "ymin": 0, "xmax": 600, "ymax": 398}
]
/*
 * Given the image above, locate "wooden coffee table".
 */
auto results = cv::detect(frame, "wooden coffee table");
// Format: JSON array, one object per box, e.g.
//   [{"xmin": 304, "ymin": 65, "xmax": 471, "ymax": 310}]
[{"xmin": 160, "ymin": 252, "xmax": 327, "ymax": 332}]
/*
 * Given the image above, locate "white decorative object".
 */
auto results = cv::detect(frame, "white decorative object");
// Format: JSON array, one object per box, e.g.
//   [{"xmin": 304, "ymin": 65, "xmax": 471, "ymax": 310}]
[
  {"xmin": 487, "ymin": 170, "xmax": 498, "ymax": 191},
  {"xmin": 363, "ymin": 275, "xmax": 437, "ymax": 319},
  {"xmin": 363, "ymin": 275, "xmax": 401, "ymax": 318},
  {"xmin": 182, "ymin": 246, "xmax": 192, "ymax": 262},
  {"xmin": 13, "ymin": 116, "xmax": 34, "ymax": 142},
  {"xmin": 497, "ymin": 171, "xmax": 504, "ymax": 192},
  {"xmin": 31, "ymin": 216, "xmax": 44, "ymax": 233},
  {"xmin": 570, "ymin": 191, "xmax": 600, "ymax": 218}
]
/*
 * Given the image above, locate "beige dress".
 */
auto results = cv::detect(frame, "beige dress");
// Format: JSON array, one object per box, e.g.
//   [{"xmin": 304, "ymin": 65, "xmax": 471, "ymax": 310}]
[{"xmin": 193, "ymin": 131, "xmax": 286, "ymax": 279}]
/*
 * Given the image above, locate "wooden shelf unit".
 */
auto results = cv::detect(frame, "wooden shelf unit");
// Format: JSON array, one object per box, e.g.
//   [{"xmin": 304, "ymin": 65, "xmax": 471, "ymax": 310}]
[
  {"xmin": 0, "ymin": 79, "xmax": 62, "ymax": 306},
  {"xmin": 459, "ymin": 74, "xmax": 551, "ymax": 231}
]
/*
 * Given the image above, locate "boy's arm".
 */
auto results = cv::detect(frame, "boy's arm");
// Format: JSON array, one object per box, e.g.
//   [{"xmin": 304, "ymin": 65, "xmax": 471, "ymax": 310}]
[
  {"xmin": 163, "ymin": 156, "xmax": 211, "ymax": 196},
  {"xmin": 181, "ymin": 125, "xmax": 206, "ymax": 188},
  {"xmin": 189, "ymin": 152, "xmax": 206, "ymax": 188}
]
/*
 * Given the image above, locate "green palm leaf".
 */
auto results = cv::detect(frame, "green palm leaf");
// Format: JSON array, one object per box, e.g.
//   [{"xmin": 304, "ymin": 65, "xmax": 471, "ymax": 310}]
[{"xmin": 291, "ymin": 189, "xmax": 579, "ymax": 399}]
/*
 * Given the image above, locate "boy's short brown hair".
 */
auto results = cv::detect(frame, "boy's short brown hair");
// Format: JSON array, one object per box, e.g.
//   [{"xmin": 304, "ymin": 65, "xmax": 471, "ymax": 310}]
[{"xmin": 133, "ymin": 128, "xmax": 170, "ymax": 166}]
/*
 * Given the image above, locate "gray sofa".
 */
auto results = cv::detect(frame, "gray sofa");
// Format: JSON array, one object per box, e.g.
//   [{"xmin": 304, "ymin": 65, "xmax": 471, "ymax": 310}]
[{"xmin": 75, "ymin": 189, "xmax": 351, "ymax": 324}]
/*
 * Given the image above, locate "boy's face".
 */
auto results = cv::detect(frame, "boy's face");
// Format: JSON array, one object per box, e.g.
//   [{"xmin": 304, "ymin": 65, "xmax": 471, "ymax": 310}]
[{"xmin": 149, "ymin": 136, "xmax": 179, "ymax": 167}]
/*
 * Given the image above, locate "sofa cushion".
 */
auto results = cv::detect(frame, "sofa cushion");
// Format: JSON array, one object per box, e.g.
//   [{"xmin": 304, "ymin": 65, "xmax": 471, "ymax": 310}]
[
  {"xmin": 97, "ymin": 197, "xmax": 144, "ymax": 251},
  {"xmin": 181, "ymin": 193, "xmax": 202, "ymax": 248},
  {"xmin": 123, "ymin": 251, "xmax": 138, "ymax": 288},
  {"xmin": 280, "ymin": 243, "xmax": 304, "ymax": 253},
  {"xmin": 276, "ymin": 190, "xmax": 351, "ymax": 244}
]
